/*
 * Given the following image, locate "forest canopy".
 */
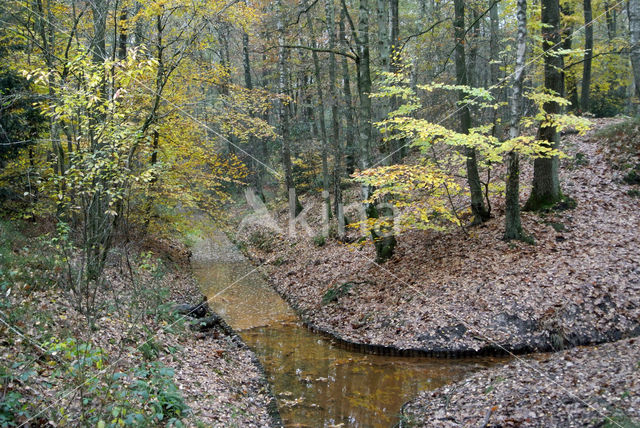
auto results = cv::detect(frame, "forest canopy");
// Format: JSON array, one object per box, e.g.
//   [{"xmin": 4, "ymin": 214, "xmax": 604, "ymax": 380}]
[{"xmin": 0, "ymin": 0, "xmax": 638, "ymax": 259}]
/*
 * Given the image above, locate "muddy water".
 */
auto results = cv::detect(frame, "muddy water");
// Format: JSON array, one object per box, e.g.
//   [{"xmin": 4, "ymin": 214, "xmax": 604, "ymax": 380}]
[{"xmin": 192, "ymin": 235, "xmax": 500, "ymax": 428}]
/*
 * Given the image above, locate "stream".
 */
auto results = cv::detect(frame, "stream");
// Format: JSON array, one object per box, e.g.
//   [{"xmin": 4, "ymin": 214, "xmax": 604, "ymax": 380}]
[{"xmin": 192, "ymin": 233, "xmax": 501, "ymax": 427}]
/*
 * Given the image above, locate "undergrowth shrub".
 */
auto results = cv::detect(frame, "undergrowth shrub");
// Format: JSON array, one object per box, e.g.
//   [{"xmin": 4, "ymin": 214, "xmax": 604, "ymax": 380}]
[
  {"xmin": 594, "ymin": 117, "xmax": 640, "ymax": 187},
  {"xmin": 0, "ymin": 220, "xmax": 190, "ymax": 427},
  {"xmin": 322, "ymin": 282, "xmax": 355, "ymax": 305},
  {"xmin": 0, "ymin": 220, "xmax": 58, "ymax": 292},
  {"xmin": 589, "ymin": 90, "xmax": 626, "ymax": 118},
  {"xmin": 43, "ymin": 337, "xmax": 189, "ymax": 427},
  {"xmin": 0, "ymin": 363, "xmax": 36, "ymax": 426},
  {"xmin": 594, "ymin": 116, "xmax": 640, "ymax": 142},
  {"xmin": 313, "ymin": 235, "xmax": 326, "ymax": 247},
  {"xmin": 247, "ymin": 229, "xmax": 277, "ymax": 253}
]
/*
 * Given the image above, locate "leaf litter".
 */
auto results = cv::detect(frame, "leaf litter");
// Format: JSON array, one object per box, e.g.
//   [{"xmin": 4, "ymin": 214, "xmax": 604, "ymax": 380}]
[{"xmin": 232, "ymin": 118, "xmax": 640, "ymax": 425}]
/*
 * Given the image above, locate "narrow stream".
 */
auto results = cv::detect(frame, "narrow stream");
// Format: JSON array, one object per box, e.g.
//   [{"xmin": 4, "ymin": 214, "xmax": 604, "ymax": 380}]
[{"xmin": 192, "ymin": 234, "xmax": 501, "ymax": 427}]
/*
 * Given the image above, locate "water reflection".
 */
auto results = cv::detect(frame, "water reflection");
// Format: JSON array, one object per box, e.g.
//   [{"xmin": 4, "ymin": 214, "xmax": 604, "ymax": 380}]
[
  {"xmin": 192, "ymin": 237, "xmax": 501, "ymax": 427},
  {"xmin": 241, "ymin": 322, "xmax": 495, "ymax": 427}
]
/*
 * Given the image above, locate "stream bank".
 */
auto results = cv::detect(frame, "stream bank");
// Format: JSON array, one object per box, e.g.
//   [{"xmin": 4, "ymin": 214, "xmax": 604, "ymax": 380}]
[
  {"xmin": 165, "ymin": 271, "xmax": 280, "ymax": 427},
  {"xmin": 191, "ymin": 232, "xmax": 504, "ymax": 427},
  {"xmin": 232, "ymin": 122, "xmax": 640, "ymax": 356},
  {"xmin": 0, "ymin": 222, "xmax": 277, "ymax": 426},
  {"xmin": 400, "ymin": 337, "xmax": 640, "ymax": 427}
]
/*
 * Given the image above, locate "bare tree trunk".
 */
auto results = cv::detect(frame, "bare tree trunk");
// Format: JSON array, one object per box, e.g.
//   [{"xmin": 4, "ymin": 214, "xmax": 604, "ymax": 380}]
[
  {"xmin": 454, "ymin": 0, "xmax": 490, "ymax": 224},
  {"xmin": 605, "ymin": 1, "xmax": 617, "ymax": 40},
  {"xmin": 339, "ymin": 7, "xmax": 357, "ymax": 173},
  {"xmin": 629, "ymin": 0, "xmax": 640, "ymax": 104},
  {"xmin": 504, "ymin": 0, "xmax": 527, "ymax": 241},
  {"xmin": 90, "ymin": 0, "xmax": 107, "ymax": 62},
  {"xmin": 489, "ymin": 1, "xmax": 500, "ymax": 89},
  {"xmin": 389, "ymin": 0, "xmax": 404, "ymax": 163},
  {"xmin": 488, "ymin": 0, "xmax": 503, "ymax": 135},
  {"xmin": 117, "ymin": 8, "xmax": 127, "ymax": 60},
  {"xmin": 325, "ymin": 0, "xmax": 344, "ymax": 222},
  {"xmin": 303, "ymin": 0, "xmax": 331, "ymax": 220},
  {"xmin": 277, "ymin": 0, "xmax": 301, "ymax": 216},
  {"xmin": 390, "ymin": 0, "xmax": 399, "ymax": 55},
  {"xmin": 242, "ymin": 26, "xmax": 266, "ymax": 202},
  {"xmin": 360, "ymin": 0, "xmax": 395, "ymax": 261},
  {"xmin": 561, "ymin": 5, "xmax": 580, "ymax": 111},
  {"xmin": 525, "ymin": 0, "xmax": 564, "ymax": 210},
  {"xmin": 468, "ymin": 9, "xmax": 481, "ymax": 89},
  {"xmin": 342, "ymin": 0, "xmax": 396, "ymax": 260},
  {"xmin": 581, "ymin": 0, "xmax": 593, "ymax": 112},
  {"xmin": 357, "ymin": 0, "xmax": 373, "ymax": 168},
  {"xmin": 376, "ymin": 0, "xmax": 390, "ymax": 71}
]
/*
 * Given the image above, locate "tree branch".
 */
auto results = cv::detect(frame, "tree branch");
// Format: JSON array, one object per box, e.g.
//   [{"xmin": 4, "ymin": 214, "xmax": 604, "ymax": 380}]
[
  {"xmin": 280, "ymin": 44, "xmax": 357, "ymax": 60},
  {"xmin": 399, "ymin": 18, "xmax": 449, "ymax": 52},
  {"xmin": 563, "ymin": 48, "xmax": 627, "ymax": 69},
  {"xmin": 292, "ymin": 0, "xmax": 320, "ymax": 26},
  {"xmin": 434, "ymin": 0, "xmax": 501, "ymax": 78},
  {"xmin": 340, "ymin": 0, "xmax": 360, "ymax": 46}
]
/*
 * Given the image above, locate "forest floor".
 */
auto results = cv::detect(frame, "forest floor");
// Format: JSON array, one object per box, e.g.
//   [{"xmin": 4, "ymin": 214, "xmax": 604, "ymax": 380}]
[
  {"xmin": 0, "ymin": 224, "xmax": 276, "ymax": 427},
  {"xmin": 235, "ymin": 117, "xmax": 640, "ymax": 355},
  {"xmin": 401, "ymin": 337, "xmax": 640, "ymax": 427}
]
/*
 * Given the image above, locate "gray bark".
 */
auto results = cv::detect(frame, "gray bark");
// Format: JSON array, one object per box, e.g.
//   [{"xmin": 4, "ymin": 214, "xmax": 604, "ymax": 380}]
[
  {"xmin": 489, "ymin": 0, "xmax": 500, "ymax": 89},
  {"xmin": 376, "ymin": 0, "xmax": 390, "ymax": 71},
  {"xmin": 629, "ymin": 0, "xmax": 640, "ymax": 102},
  {"xmin": 90, "ymin": 0, "xmax": 107, "ymax": 62},
  {"xmin": 504, "ymin": 0, "xmax": 527, "ymax": 241},
  {"xmin": 605, "ymin": 1, "xmax": 617, "ymax": 39},
  {"xmin": 489, "ymin": 0, "xmax": 503, "ymax": 135},
  {"xmin": 581, "ymin": 0, "xmax": 593, "ymax": 112},
  {"xmin": 389, "ymin": 0, "xmax": 404, "ymax": 163},
  {"xmin": 561, "ymin": 5, "xmax": 580, "ymax": 111},
  {"xmin": 454, "ymin": 0, "xmax": 490, "ymax": 223},
  {"xmin": 357, "ymin": 0, "xmax": 373, "ymax": 168},
  {"xmin": 339, "ymin": 7, "xmax": 357, "ymax": 173},
  {"xmin": 390, "ymin": 0, "xmax": 399, "ymax": 55},
  {"xmin": 525, "ymin": 0, "xmax": 564, "ymax": 210},
  {"xmin": 242, "ymin": 26, "xmax": 266, "ymax": 201},
  {"xmin": 325, "ymin": 0, "xmax": 344, "ymax": 220},
  {"xmin": 468, "ymin": 9, "xmax": 481, "ymax": 89},
  {"xmin": 276, "ymin": 0, "xmax": 301, "ymax": 216},
  {"xmin": 302, "ymin": 0, "xmax": 331, "ymax": 219}
]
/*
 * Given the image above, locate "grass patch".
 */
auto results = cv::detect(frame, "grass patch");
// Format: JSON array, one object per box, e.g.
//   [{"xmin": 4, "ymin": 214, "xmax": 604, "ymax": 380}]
[
  {"xmin": 313, "ymin": 235, "xmax": 326, "ymax": 247},
  {"xmin": 0, "ymin": 219, "xmax": 58, "ymax": 292},
  {"xmin": 545, "ymin": 221, "xmax": 567, "ymax": 232},
  {"xmin": 574, "ymin": 152, "xmax": 590, "ymax": 167},
  {"xmin": 322, "ymin": 282, "xmax": 355, "ymax": 305},
  {"xmin": 247, "ymin": 229, "xmax": 277, "ymax": 253},
  {"xmin": 594, "ymin": 116, "xmax": 640, "ymax": 140},
  {"xmin": 600, "ymin": 412, "xmax": 640, "ymax": 428},
  {"xmin": 623, "ymin": 164, "xmax": 640, "ymax": 185}
]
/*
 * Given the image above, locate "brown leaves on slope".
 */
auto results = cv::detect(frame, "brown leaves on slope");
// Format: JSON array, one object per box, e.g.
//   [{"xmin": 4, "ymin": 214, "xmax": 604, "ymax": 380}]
[
  {"xmin": 245, "ymin": 119, "xmax": 640, "ymax": 353},
  {"xmin": 402, "ymin": 337, "xmax": 640, "ymax": 427}
]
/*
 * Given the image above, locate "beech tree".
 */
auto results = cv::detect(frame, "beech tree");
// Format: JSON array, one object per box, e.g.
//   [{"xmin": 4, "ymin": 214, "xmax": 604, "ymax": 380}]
[
  {"xmin": 525, "ymin": 0, "xmax": 565, "ymax": 211},
  {"xmin": 581, "ymin": 0, "xmax": 594, "ymax": 112},
  {"xmin": 504, "ymin": 0, "xmax": 528, "ymax": 242},
  {"xmin": 453, "ymin": 0, "xmax": 490, "ymax": 225},
  {"xmin": 630, "ymin": 0, "xmax": 640, "ymax": 104},
  {"xmin": 0, "ymin": 0, "xmax": 634, "ymax": 263}
]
